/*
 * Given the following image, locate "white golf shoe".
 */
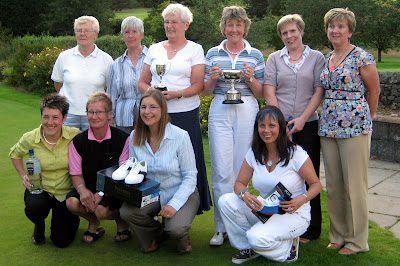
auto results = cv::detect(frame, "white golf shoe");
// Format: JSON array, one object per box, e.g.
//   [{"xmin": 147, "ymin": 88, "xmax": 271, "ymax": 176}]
[
  {"xmin": 112, "ymin": 157, "xmax": 137, "ymax": 181},
  {"xmin": 125, "ymin": 161, "xmax": 147, "ymax": 185}
]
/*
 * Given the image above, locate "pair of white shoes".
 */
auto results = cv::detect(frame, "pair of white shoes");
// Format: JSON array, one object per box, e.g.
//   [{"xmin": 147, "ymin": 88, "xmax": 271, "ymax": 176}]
[{"xmin": 111, "ymin": 157, "xmax": 147, "ymax": 185}]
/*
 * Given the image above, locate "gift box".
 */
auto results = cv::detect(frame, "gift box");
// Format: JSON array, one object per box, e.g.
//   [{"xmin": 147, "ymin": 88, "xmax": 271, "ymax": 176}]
[{"xmin": 97, "ymin": 165, "xmax": 160, "ymax": 208}]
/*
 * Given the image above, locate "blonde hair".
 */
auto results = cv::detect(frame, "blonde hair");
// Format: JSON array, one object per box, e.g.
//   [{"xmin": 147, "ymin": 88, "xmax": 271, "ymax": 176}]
[
  {"xmin": 86, "ymin": 92, "xmax": 112, "ymax": 112},
  {"xmin": 219, "ymin": 6, "xmax": 251, "ymax": 38},
  {"xmin": 133, "ymin": 90, "xmax": 169, "ymax": 147},
  {"xmin": 276, "ymin": 14, "xmax": 305, "ymax": 37},
  {"xmin": 74, "ymin": 15, "xmax": 100, "ymax": 33},
  {"xmin": 324, "ymin": 8, "xmax": 356, "ymax": 33}
]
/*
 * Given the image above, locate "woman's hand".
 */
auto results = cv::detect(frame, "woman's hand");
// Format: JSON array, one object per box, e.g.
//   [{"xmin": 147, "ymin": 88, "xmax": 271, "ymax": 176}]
[
  {"xmin": 79, "ymin": 188, "xmax": 96, "ymax": 212},
  {"xmin": 162, "ymin": 90, "xmax": 182, "ymax": 101},
  {"xmin": 287, "ymin": 116, "xmax": 306, "ymax": 136},
  {"xmin": 210, "ymin": 64, "xmax": 222, "ymax": 81},
  {"xmin": 280, "ymin": 195, "xmax": 307, "ymax": 214},
  {"xmin": 159, "ymin": 205, "xmax": 177, "ymax": 219},
  {"xmin": 21, "ymin": 174, "xmax": 32, "ymax": 190},
  {"xmin": 243, "ymin": 63, "xmax": 254, "ymax": 83},
  {"xmin": 243, "ymin": 192, "xmax": 262, "ymax": 212}
]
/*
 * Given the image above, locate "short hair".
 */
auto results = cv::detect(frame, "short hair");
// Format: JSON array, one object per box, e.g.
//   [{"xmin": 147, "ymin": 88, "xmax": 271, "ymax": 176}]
[
  {"xmin": 133, "ymin": 90, "xmax": 169, "ymax": 147},
  {"xmin": 324, "ymin": 8, "xmax": 356, "ymax": 33},
  {"xmin": 121, "ymin": 16, "xmax": 144, "ymax": 34},
  {"xmin": 74, "ymin": 15, "xmax": 100, "ymax": 33},
  {"xmin": 219, "ymin": 6, "xmax": 251, "ymax": 38},
  {"xmin": 251, "ymin": 106, "xmax": 295, "ymax": 167},
  {"xmin": 86, "ymin": 92, "xmax": 112, "ymax": 112},
  {"xmin": 276, "ymin": 14, "xmax": 305, "ymax": 38},
  {"xmin": 40, "ymin": 93, "xmax": 69, "ymax": 117},
  {"xmin": 162, "ymin": 3, "xmax": 193, "ymax": 24}
]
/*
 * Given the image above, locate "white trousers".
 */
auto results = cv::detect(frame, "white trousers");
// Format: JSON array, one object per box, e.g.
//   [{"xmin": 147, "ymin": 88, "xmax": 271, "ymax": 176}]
[
  {"xmin": 219, "ymin": 193, "xmax": 309, "ymax": 263},
  {"xmin": 209, "ymin": 95, "xmax": 259, "ymax": 232}
]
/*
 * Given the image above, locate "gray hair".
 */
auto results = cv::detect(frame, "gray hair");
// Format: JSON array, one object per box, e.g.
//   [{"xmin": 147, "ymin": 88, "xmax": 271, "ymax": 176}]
[
  {"xmin": 121, "ymin": 16, "xmax": 144, "ymax": 34},
  {"xmin": 74, "ymin": 15, "xmax": 100, "ymax": 33},
  {"xmin": 162, "ymin": 3, "xmax": 193, "ymax": 24}
]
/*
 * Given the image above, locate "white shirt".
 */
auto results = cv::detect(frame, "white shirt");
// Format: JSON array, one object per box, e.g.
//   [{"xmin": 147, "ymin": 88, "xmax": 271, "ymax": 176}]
[
  {"xmin": 51, "ymin": 45, "xmax": 114, "ymax": 115},
  {"xmin": 144, "ymin": 40, "xmax": 205, "ymax": 113},
  {"xmin": 245, "ymin": 145, "xmax": 311, "ymax": 219}
]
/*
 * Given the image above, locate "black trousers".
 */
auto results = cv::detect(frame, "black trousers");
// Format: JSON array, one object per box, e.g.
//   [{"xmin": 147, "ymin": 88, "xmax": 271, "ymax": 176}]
[
  {"xmin": 24, "ymin": 190, "xmax": 80, "ymax": 247},
  {"xmin": 292, "ymin": 120, "xmax": 322, "ymax": 240}
]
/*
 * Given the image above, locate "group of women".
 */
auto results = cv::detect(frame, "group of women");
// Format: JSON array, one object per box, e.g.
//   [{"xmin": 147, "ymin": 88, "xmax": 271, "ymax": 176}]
[{"xmin": 10, "ymin": 3, "xmax": 380, "ymax": 264}]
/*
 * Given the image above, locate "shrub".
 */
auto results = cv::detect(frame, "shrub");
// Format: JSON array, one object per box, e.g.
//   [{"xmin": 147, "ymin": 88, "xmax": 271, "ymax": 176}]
[{"xmin": 199, "ymin": 95, "xmax": 214, "ymax": 135}]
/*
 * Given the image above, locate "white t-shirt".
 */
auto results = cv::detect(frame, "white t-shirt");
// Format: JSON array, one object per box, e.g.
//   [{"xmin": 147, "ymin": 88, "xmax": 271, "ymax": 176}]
[
  {"xmin": 245, "ymin": 145, "xmax": 311, "ymax": 219},
  {"xmin": 51, "ymin": 45, "xmax": 113, "ymax": 115},
  {"xmin": 144, "ymin": 40, "xmax": 205, "ymax": 113}
]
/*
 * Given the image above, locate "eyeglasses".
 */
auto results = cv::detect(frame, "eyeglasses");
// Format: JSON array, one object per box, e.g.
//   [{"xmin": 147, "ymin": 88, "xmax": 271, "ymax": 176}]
[
  {"xmin": 86, "ymin": 110, "xmax": 108, "ymax": 116},
  {"xmin": 140, "ymin": 105, "xmax": 160, "ymax": 111},
  {"xmin": 163, "ymin": 20, "xmax": 183, "ymax": 26},
  {"xmin": 75, "ymin": 29, "xmax": 96, "ymax": 35}
]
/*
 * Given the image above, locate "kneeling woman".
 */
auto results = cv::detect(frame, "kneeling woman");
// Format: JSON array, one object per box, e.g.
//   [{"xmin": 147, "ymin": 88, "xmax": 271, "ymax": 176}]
[
  {"xmin": 219, "ymin": 106, "xmax": 322, "ymax": 264},
  {"xmin": 120, "ymin": 90, "xmax": 199, "ymax": 254}
]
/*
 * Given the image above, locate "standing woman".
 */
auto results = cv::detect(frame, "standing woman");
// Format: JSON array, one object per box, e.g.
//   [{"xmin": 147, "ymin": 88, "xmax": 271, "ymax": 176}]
[
  {"xmin": 138, "ymin": 3, "xmax": 211, "ymax": 215},
  {"xmin": 264, "ymin": 14, "xmax": 325, "ymax": 243},
  {"xmin": 320, "ymin": 8, "xmax": 380, "ymax": 255},
  {"xmin": 203, "ymin": 6, "xmax": 265, "ymax": 246},
  {"xmin": 107, "ymin": 16, "xmax": 148, "ymax": 134},
  {"xmin": 52, "ymin": 16, "xmax": 113, "ymax": 131}
]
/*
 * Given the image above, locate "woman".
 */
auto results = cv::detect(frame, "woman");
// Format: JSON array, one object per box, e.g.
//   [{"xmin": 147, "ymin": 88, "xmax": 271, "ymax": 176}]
[
  {"xmin": 264, "ymin": 14, "xmax": 325, "ymax": 243},
  {"xmin": 219, "ymin": 106, "xmax": 322, "ymax": 264},
  {"xmin": 138, "ymin": 3, "xmax": 211, "ymax": 215},
  {"xmin": 9, "ymin": 94, "xmax": 80, "ymax": 247},
  {"xmin": 320, "ymin": 8, "xmax": 380, "ymax": 255},
  {"xmin": 52, "ymin": 15, "xmax": 114, "ymax": 131},
  {"xmin": 120, "ymin": 90, "xmax": 200, "ymax": 254},
  {"xmin": 203, "ymin": 6, "xmax": 265, "ymax": 246},
  {"xmin": 107, "ymin": 16, "xmax": 148, "ymax": 134}
]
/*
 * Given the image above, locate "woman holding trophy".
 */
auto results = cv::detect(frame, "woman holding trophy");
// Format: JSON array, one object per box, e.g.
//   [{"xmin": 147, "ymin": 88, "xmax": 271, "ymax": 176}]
[
  {"xmin": 138, "ymin": 3, "xmax": 211, "ymax": 215},
  {"xmin": 202, "ymin": 6, "xmax": 265, "ymax": 246}
]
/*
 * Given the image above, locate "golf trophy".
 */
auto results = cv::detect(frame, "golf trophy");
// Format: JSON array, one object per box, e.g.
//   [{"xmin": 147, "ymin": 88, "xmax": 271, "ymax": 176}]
[
  {"xmin": 221, "ymin": 69, "xmax": 244, "ymax": 104},
  {"xmin": 155, "ymin": 62, "xmax": 169, "ymax": 91}
]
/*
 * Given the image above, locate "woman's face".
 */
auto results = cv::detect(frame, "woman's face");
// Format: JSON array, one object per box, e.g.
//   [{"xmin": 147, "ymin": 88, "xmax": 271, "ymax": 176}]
[
  {"xmin": 327, "ymin": 19, "xmax": 353, "ymax": 47},
  {"xmin": 75, "ymin": 22, "xmax": 98, "ymax": 47},
  {"xmin": 280, "ymin": 22, "xmax": 303, "ymax": 51},
  {"xmin": 122, "ymin": 27, "xmax": 143, "ymax": 50},
  {"xmin": 140, "ymin": 96, "xmax": 161, "ymax": 129},
  {"xmin": 224, "ymin": 19, "xmax": 245, "ymax": 44},
  {"xmin": 258, "ymin": 115, "xmax": 280, "ymax": 145},
  {"xmin": 41, "ymin": 107, "xmax": 66, "ymax": 138},
  {"xmin": 87, "ymin": 101, "xmax": 112, "ymax": 131},
  {"xmin": 164, "ymin": 13, "xmax": 189, "ymax": 40}
]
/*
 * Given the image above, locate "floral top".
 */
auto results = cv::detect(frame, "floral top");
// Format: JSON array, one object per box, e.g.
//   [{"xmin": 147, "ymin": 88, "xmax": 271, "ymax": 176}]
[{"xmin": 319, "ymin": 47, "xmax": 375, "ymax": 138}]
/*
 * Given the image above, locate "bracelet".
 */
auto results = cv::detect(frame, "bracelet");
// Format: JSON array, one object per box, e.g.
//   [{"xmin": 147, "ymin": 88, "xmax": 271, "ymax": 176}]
[
  {"xmin": 303, "ymin": 193, "xmax": 309, "ymax": 202},
  {"xmin": 146, "ymin": 86, "xmax": 152, "ymax": 91},
  {"xmin": 98, "ymin": 191, "xmax": 104, "ymax": 197},
  {"xmin": 180, "ymin": 90, "xmax": 184, "ymax": 99},
  {"xmin": 238, "ymin": 190, "xmax": 248, "ymax": 201},
  {"xmin": 76, "ymin": 184, "xmax": 85, "ymax": 191}
]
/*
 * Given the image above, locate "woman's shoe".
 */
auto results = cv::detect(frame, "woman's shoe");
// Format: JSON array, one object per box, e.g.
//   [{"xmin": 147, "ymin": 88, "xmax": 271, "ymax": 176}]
[
  {"xmin": 125, "ymin": 161, "xmax": 147, "ymax": 185},
  {"xmin": 338, "ymin": 247, "xmax": 358, "ymax": 255},
  {"xmin": 326, "ymin": 243, "xmax": 342, "ymax": 249},
  {"xmin": 286, "ymin": 237, "xmax": 299, "ymax": 263},
  {"xmin": 112, "ymin": 157, "xmax": 137, "ymax": 181},
  {"xmin": 209, "ymin": 232, "xmax": 227, "ymax": 246}
]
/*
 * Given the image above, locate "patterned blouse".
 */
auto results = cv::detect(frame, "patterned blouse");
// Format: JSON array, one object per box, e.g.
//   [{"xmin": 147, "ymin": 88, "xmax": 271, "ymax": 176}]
[{"xmin": 319, "ymin": 46, "xmax": 375, "ymax": 138}]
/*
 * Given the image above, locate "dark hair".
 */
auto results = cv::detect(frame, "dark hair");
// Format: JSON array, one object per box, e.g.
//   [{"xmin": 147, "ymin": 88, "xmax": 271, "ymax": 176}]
[
  {"xmin": 251, "ymin": 105, "xmax": 295, "ymax": 167},
  {"xmin": 40, "ymin": 93, "xmax": 69, "ymax": 117}
]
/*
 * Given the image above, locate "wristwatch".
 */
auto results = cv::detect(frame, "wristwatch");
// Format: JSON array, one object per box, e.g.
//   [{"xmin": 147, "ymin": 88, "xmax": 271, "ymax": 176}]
[
  {"xmin": 246, "ymin": 76, "xmax": 253, "ymax": 84},
  {"xmin": 238, "ymin": 190, "xmax": 248, "ymax": 201},
  {"xmin": 98, "ymin": 191, "xmax": 104, "ymax": 197}
]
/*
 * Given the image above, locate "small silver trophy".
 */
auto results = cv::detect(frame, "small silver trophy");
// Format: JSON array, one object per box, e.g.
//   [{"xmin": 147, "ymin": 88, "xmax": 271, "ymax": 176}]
[
  {"xmin": 221, "ymin": 69, "xmax": 244, "ymax": 104},
  {"xmin": 155, "ymin": 63, "xmax": 168, "ymax": 91}
]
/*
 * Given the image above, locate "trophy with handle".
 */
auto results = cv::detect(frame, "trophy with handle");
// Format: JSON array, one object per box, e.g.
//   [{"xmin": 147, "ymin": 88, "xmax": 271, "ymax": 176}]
[
  {"xmin": 155, "ymin": 62, "xmax": 169, "ymax": 91},
  {"xmin": 221, "ymin": 69, "xmax": 244, "ymax": 104}
]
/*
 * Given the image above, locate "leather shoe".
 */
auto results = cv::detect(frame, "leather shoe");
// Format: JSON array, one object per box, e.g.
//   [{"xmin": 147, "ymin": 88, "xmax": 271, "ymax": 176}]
[
  {"xmin": 142, "ymin": 239, "xmax": 158, "ymax": 254},
  {"xmin": 178, "ymin": 238, "xmax": 192, "ymax": 254},
  {"xmin": 339, "ymin": 247, "xmax": 358, "ymax": 255},
  {"xmin": 326, "ymin": 243, "xmax": 342, "ymax": 249},
  {"xmin": 125, "ymin": 161, "xmax": 147, "ymax": 185},
  {"xmin": 299, "ymin": 238, "xmax": 310, "ymax": 244},
  {"xmin": 112, "ymin": 157, "xmax": 136, "ymax": 180}
]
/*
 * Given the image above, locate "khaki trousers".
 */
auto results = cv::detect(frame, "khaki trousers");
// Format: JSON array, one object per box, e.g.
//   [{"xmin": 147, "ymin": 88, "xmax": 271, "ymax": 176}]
[{"xmin": 321, "ymin": 134, "xmax": 371, "ymax": 252}]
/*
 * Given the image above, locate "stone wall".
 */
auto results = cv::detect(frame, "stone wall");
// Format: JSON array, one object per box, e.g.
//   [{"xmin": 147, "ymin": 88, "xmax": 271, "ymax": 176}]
[
  {"xmin": 371, "ymin": 115, "xmax": 400, "ymax": 162},
  {"xmin": 378, "ymin": 72, "xmax": 400, "ymax": 110}
]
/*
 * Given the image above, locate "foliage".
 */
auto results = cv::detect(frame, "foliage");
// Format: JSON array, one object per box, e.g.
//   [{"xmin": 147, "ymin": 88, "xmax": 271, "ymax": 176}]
[
  {"xmin": 243, "ymin": 0, "xmax": 268, "ymax": 19},
  {"xmin": 143, "ymin": 1, "xmax": 172, "ymax": 43},
  {"xmin": 199, "ymin": 95, "xmax": 213, "ymax": 135},
  {"xmin": 246, "ymin": 16, "xmax": 281, "ymax": 51},
  {"xmin": 111, "ymin": 0, "xmax": 140, "ymax": 11}
]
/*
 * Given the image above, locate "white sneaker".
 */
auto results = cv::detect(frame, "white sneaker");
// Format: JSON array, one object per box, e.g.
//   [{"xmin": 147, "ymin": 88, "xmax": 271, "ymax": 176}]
[
  {"xmin": 112, "ymin": 157, "xmax": 137, "ymax": 180},
  {"xmin": 125, "ymin": 161, "xmax": 147, "ymax": 185},
  {"xmin": 209, "ymin": 232, "xmax": 227, "ymax": 246}
]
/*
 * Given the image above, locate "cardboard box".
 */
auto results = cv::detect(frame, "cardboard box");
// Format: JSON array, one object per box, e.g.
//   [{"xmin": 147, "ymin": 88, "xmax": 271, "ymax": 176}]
[{"xmin": 97, "ymin": 165, "xmax": 160, "ymax": 208}]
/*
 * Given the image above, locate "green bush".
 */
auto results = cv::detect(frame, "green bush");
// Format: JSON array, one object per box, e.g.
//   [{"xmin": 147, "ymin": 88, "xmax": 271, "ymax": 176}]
[{"xmin": 199, "ymin": 95, "xmax": 214, "ymax": 135}]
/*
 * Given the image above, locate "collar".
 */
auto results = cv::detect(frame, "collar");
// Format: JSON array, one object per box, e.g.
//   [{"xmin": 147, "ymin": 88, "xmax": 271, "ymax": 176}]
[
  {"xmin": 88, "ymin": 125, "xmax": 111, "ymax": 143},
  {"xmin": 36, "ymin": 125, "xmax": 73, "ymax": 144},
  {"xmin": 217, "ymin": 39, "xmax": 252, "ymax": 54},
  {"xmin": 122, "ymin": 45, "xmax": 148, "ymax": 62},
  {"xmin": 280, "ymin": 45, "xmax": 310, "ymax": 58},
  {"xmin": 73, "ymin": 44, "xmax": 99, "ymax": 58},
  {"xmin": 163, "ymin": 123, "xmax": 175, "ymax": 141}
]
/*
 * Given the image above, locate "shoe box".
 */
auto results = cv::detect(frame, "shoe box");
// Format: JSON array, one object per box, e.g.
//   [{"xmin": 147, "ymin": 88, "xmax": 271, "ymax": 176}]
[{"xmin": 97, "ymin": 165, "xmax": 160, "ymax": 208}]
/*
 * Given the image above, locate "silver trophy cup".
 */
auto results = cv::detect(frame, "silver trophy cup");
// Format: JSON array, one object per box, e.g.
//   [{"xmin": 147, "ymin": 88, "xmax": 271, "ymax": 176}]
[
  {"xmin": 221, "ymin": 69, "xmax": 244, "ymax": 104},
  {"xmin": 155, "ymin": 63, "xmax": 168, "ymax": 91}
]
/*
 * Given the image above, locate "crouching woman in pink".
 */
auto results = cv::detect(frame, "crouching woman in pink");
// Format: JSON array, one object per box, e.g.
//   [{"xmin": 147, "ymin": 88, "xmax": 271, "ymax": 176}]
[{"xmin": 219, "ymin": 106, "xmax": 322, "ymax": 264}]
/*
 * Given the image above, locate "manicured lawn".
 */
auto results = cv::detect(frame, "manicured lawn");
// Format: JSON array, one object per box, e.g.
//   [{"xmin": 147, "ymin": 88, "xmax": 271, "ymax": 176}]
[
  {"xmin": 376, "ymin": 57, "xmax": 400, "ymax": 72},
  {"xmin": 114, "ymin": 8, "xmax": 151, "ymax": 20},
  {"xmin": 1, "ymin": 84, "xmax": 400, "ymax": 265}
]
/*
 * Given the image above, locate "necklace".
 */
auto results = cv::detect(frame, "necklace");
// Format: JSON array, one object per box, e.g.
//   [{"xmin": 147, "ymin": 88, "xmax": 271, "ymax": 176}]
[
  {"xmin": 266, "ymin": 152, "xmax": 278, "ymax": 167},
  {"xmin": 42, "ymin": 129, "xmax": 57, "ymax": 145},
  {"xmin": 289, "ymin": 54, "xmax": 302, "ymax": 61},
  {"xmin": 225, "ymin": 43, "xmax": 244, "ymax": 55},
  {"xmin": 330, "ymin": 45, "xmax": 350, "ymax": 70}
]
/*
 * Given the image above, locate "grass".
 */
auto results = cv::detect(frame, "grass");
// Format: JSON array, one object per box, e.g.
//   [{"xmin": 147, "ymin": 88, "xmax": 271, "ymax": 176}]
[
  {"xmin": 1, "ymin": 84, "xmax": 400, "ymax": 265},
  {"xmin": 376, "ymin": 57, "xmax": 400, "ymax": 72},
  {"xmin": 114, "ymin": 8, "xmax": 151, "ymax": 20}
]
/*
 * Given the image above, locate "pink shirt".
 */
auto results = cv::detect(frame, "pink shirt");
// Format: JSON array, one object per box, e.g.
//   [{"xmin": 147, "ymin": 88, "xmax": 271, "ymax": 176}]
[{"xmin": 69, "ymin": 126, "xmax": 129, "ymax": 175}]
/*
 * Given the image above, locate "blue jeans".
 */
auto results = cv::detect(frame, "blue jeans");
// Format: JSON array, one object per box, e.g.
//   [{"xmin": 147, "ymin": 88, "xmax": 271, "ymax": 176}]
[{"xmin": 65, "ymin": 113, "xmax": 89, "ymax": 131}]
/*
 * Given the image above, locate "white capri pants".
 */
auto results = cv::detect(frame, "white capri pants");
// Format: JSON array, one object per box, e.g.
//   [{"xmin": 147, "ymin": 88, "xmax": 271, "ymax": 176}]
[
  {"xmin": 209, "ymin": 95, "xmax": 259, "ymax": 232},
  {"xmin": 219, "ymin": 193, "xmax": 309, "ymax": 262}
]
